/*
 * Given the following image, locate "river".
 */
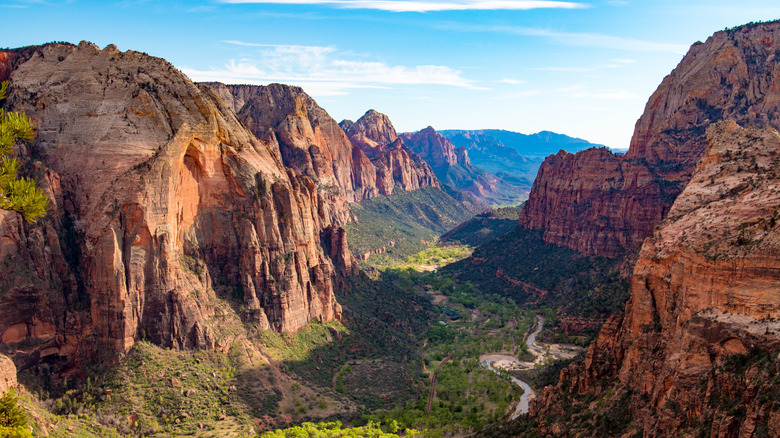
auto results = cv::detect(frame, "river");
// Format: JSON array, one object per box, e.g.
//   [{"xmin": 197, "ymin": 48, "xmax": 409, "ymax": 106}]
[{"xmin": 480, "ymin": 315, "xmax": 544, "ymax": 419}]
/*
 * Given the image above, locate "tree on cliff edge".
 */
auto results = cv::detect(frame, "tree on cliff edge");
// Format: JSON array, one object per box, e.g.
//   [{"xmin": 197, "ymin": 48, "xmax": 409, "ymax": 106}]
[{"xmin": 0, "ymin": 81, "xmax": 48, "ymax": 223}]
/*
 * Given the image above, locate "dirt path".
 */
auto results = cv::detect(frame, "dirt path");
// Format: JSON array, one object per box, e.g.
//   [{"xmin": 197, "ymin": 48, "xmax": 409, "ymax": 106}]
[{"xmin": 426, "ymin": 356, "xmax": 450, "ymax": 412}]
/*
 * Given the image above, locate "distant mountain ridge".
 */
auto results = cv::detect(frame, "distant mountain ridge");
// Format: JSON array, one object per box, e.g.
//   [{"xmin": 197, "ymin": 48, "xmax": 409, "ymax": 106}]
[
  {"xmin": 436, "ymin": 129, "xmax": 605, "ymax": 197},
  {"xmin": 439, "ymin": 129, "xmax": 606, "ymax": 157},
  {"xmin": 400, "ymin": 126, "xmax": 529, "ymax": 205}
]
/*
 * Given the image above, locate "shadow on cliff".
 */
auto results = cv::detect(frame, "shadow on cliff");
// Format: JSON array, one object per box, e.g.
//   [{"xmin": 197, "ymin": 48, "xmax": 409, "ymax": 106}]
[{"xmin": 231, "ymin": 271, "xmax": 435, "ymax": 424}]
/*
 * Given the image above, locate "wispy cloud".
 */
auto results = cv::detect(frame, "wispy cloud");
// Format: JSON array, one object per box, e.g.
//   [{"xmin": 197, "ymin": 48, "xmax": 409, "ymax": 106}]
[
  {"xmin": 181, "ymin": 41, "xmax": 483, "ymax": 96},
  {"xmin": 500, "ymin": 78, "xmax": 526, "ymax": 84},
  {"xmin": 219, "ymin": 0, "xmax": 587, "ymax": 12},
  {"xmin": 437, "ymin": 23, "xmax": 689, "ymax": 53}
]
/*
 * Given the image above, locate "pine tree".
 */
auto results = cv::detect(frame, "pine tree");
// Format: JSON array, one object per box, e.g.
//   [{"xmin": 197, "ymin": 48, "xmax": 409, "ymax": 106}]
[
  {"xmin": 0, "ymin": 81, "xmax": 49, "ymax": 223},
  {"xmin": 0, "ymin": 389, "xmax": 31, "ymax": 438}
]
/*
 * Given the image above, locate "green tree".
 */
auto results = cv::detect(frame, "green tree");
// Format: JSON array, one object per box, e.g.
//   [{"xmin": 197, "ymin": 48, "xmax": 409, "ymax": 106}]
[
  {"xmin": 0, "ymin": 81, "xmax": 49, "ymax": 223},
  {"xmin": 0, "ymin": 389, "xmax": 32, "ymax": 438}
]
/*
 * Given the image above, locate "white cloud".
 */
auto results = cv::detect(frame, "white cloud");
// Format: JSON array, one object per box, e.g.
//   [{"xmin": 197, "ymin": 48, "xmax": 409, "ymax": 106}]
[
  {"xmin": 181, "ymin": 41, "xmax": 483, "ymax": 96},
  {"xmin": 438, "ymin": 23, "xmax": 689, "ymax": 53},
  {"xmin": 219, "ymin": 0, "xmax": 587, "ymax": 12}
]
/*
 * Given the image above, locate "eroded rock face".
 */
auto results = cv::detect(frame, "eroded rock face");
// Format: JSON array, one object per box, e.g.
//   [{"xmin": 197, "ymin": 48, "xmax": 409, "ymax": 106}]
[
  {"xmin": 210, "ymin": 84, "xmax": 388, "ymax": 203},
  {"xmin": 520, "ymin": 148, "xmax": 670, "ymax": 257},
  {"xmin": 532, "ymin": 121, "xmax": 780, "ymax": 437},
  {"xmin": 0, "ymin": 42, "xmax": 349, "ymax": 368},
  {"xmin": 521, "ymin": 21, "xmax": 780, "ymax": 257},
  {"xmin": 0, "ymin": 354, "xmax": 16, "ymax": 394},
  {"xmin": 400, "ymin": 126, "xmax": 463, "ymax": 169},
  {"xmin": 342, "ymin": 110, "xmax": 438, "ymax": 195}
]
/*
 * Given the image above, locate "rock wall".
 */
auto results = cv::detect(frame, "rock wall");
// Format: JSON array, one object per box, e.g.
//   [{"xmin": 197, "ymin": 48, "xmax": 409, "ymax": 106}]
[
  {"xmin": 521, "ymin": 21, "xmax": 780, "ymax": 257},
  {"xmin": 212, "ymin": 82, "xmax": 379, "ymax": 205},
  {"xmin": 0, "ymin": 42, "xmax": 351, "ymax": 369},
  {"xmin": 532, "ymin": 121, "xmax": 780, "ymax": 436},
  {"xmin": 0, "ymin": 354, "xmax": 16, "ymax": 394},
  {"xmin": 400, "ymin": 126, "xmax": 464, "ymax": 169},
  {"xmin": 341, "ymin": 110, "xmax": 438, "ymax": 195}
]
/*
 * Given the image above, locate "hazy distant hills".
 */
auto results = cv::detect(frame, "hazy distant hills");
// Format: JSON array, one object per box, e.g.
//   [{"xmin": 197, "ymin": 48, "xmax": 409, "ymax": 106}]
[
  {"xmin": 439, "ymin": 129, "xmax": 606, "ymax": 158},
  {"xmin": 437, "ymin": 129, "xmax": 606, "ymax": 189}
]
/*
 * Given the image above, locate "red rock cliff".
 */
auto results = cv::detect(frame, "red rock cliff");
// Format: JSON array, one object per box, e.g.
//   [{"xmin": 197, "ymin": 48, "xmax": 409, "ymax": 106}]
[
  {"xmin": 400, "ymin": 126, "xmax": 465, "ymax": 169},
  {"xmin": 0, "ymin": 42, "xmax": 352, "ymax": 369},
  {"xmin": 342, "ymin": 109, "xmax": 439, "ymax": 195},
  {"xmin": 532, "ymin": 121, "xmax": 780, "ymax": 436},
  {"xmin": 521, "ymin": 22, "xmax": 780, "ymax": 257}
]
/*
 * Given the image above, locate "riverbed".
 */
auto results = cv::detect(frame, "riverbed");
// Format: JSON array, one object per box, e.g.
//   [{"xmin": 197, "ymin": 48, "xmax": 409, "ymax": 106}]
[{"xmin": 480, "ymin": 315, "xmax": 544, "ymax": 419}]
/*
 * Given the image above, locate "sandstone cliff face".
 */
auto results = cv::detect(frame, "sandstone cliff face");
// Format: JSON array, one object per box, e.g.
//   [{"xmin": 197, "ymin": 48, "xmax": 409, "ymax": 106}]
[
  {"xmin": 520, "ymin": 148, "xmax": 670, "ymax": 257},
  {"xmin": 341, "ymin": 110, "xmax": 438, "ymax": 195},
  {"xmin": 400, "ymin": 126, "xmax": 464, "ymax": 169},
  {"xmin": 209, "ymin": 83, "xmax": 384, "ymax": 204},
  {"xmin": 532, "ymin": 121, "xmax": 780, "ymax": 437},
  {"xmin": 0, "ymin": 42, "xmax": 351, "ymax": 369},
  {"xmin": 521, "ymin": 21, "xmax": 780, "ymax": 257},
  {"xmin": 401, "ymin": 127, "xmax": 528, "ymax": 205},
  {"xmin": 0, "ymin": 354, "xmax": 17, "ymax": 394}
]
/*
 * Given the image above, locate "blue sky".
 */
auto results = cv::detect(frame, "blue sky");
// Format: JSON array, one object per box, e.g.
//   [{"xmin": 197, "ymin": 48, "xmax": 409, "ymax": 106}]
[{"xmin": 2, "ymin": 1, "xmax": 779, "ymax": 148}]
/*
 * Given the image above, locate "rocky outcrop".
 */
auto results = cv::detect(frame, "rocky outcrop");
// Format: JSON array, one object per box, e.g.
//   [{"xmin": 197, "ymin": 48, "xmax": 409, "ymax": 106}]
[
  {"xmin": 340, "ymin": 109, "xmax": 399, "ymax": 157},
  {"xmin": 401, "ymin": 126, "xmax": 464, "ymax": 169},
  {"xmin": 521, "ymin": 21, "xmax": 780, "ymax": 257},
  {"xmin": 402, "ymin": 127, "xmax": 528, "ymax": 205},
  {"xmin": 520, "ymin": 147, "xmax": 670, "ymax": 257},
  {"xmin": 0, "ymin": 354, "xmax": 16, "ymax": 394},
  {"xmin": 531, "ymin": 121, "xmax": 780, "ymax": 436},
  {"xmin": 205, "ymin": 82, "xmax": 375, "ymax": 209},
  {"xmin": 341, "ymin": 110, "xmax": 438, "ymax": 195},
  {"xmin": 0, "ymin": 42, "xmax": 350, "ymax": 369}
]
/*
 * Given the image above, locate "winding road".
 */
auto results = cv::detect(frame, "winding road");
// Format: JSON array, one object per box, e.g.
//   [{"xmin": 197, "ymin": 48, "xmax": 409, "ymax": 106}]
[{"xmin": 480, "ymin": 315, "xmax": 544, "ymax": 419}]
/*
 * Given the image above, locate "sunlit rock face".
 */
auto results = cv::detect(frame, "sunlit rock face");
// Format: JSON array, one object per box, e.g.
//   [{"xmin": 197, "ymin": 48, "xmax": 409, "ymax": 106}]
[
  {"xmin": 530, "ymin": 22, "xmax": 780, "ymax": 437},
  {"xmin": 521, "ymin": 21, "xmax": 780, "ymax": 258},
  {"xmin": 0, "ymin": 42, "xmax": 352, "ymax": 370}
]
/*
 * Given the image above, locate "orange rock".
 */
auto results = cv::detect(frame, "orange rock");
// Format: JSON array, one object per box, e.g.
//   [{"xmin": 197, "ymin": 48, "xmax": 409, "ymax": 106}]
[{"xmin": 0, "ymin": 42, "xmax": 354, "ymax": 370}]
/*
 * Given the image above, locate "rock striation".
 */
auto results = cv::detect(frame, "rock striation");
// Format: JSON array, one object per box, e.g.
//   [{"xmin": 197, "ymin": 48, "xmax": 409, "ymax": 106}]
[
  {"xmin": 0, "ymin": 42, "xmax": 352, "ymax": 369},
  {"xmin": 520, "ymin": 21, "xmax": 780, "ymax": 257},
  {"xmin": 531, "ymin": 119, "xmax": 780, "ymax": 436},
  {"xmin": 207, "ymin": 83, "xmax": 382, "ymax": 205},
  {"xmin": 341, "ymin": 109, "xmax": 438, "ymax": 195}
]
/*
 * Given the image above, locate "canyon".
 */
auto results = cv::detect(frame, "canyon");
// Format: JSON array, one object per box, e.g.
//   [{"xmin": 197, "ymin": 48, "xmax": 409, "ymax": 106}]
[
  {"xmin": 520, "ymin": 21, "xmax": 780, "ymax": 258},
  {"xmin": 401, "ymin": 127, "xmax": 529, "ymax": 205},
  {"xmin": 0, "ymin": 18, "xmax": 779, "ymax": 438},
  {"xmin": 524, "ymin": 21, "xmax": 780, "ymax": 437}
]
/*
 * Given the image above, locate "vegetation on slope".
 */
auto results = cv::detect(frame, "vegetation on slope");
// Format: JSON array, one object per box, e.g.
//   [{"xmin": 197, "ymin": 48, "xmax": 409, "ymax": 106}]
[
  {"xmin": 0, "ymin": 389, "xmax": 32, "ymax": 438},
  {"xmin": 259, "ymin": 420, "xmax": 414, "ymax": 437},
  {"xmin": 441, "ymin": 205, "xmax": 522, "ymax": 247},
  {"xmin": 344, "ymin": 186, "xmax": 483, "ymax": 264},
  {"xmin": 445, "ymin": 227, "xmax": 630, "ymax": 340}
]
